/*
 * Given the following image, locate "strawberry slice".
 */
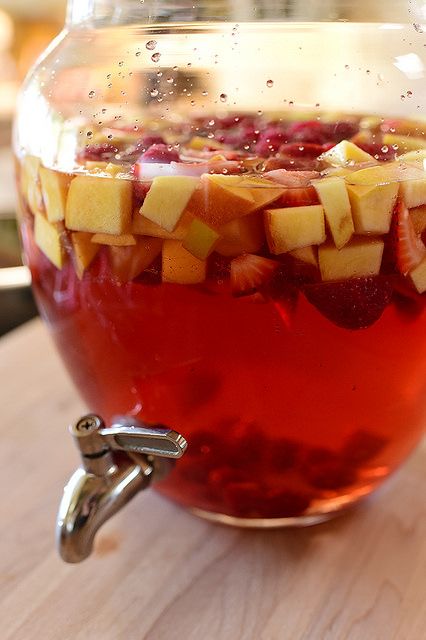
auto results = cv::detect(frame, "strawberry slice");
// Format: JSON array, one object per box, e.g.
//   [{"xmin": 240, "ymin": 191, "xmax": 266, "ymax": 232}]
[
  {"xmin": 277, "ymin": 186, "xmax": 319, "ymax": 207},
  {"xmin": 395, "ymin": 198, "xmax": 426, "ymax": 275},
  {"xmin": 230, "ymin": 253, "xmax": 278, "ymax": 296},
  {"xmin": 304, "ymin": 276, "xmax": 393, "ymax": 330}
]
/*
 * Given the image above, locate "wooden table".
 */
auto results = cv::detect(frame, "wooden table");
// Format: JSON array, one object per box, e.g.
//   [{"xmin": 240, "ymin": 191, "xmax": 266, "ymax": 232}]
[{"xmin": 0, "ymin": 320, "xmax": 425, "ymax": 640}]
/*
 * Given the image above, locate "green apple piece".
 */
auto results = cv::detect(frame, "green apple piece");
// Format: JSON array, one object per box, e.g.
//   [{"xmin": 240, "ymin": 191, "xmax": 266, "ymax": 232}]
[
  {"xmin": 34, "ymin": 213, "xmax": 65, "ymax": 269},
  {"xmin": 320, "ymin": 140, "xmax": 377, "ymax": 166},
  {"xmin": 71, "ymin": 232, "xmax": 99, "ymax": 279},
  {"xmin": 182, "ymin": 219, "xmax": 220, "ymax": 260},
  {"xmin": 162, "ymin": 239, "xmax": 206, "ymax": 284},
  {"xmin": 319, "ymin": 238, "xmax": 384, "ymax": 281},
  {"xmin": 39, "ymin": 167, "xmax": 71, "ymax": 223},
  {"xmin": 264, "ymin": 205, "xmax": 326, "ymax": 254},
  {"xmin": 313, "ymin": 177, "xmax": 354, "ymax": 249},
  {"xmin": 140, "ymin": 176, "xmax": 199, "ymax": 232},
  {"xmin": 409, "ymin": 206, "xmax": 426, "ymax": 234},
  {"xmin": 346, "ymin": 182, "xmax": 399, "ymax": 235},
  {"xmin": 409, "ymin": 256, "xmax": 426, "ymax": 293},
  {"xmin": 383, "ymin": 133, "xmax": 426, "ymax": 153},
  {"xmin": 66, "ymin": 175, "xmax": 132, "ymax": 234},
  {"xmin": 289, "ymin": 246, "xmax": 318, "ymax": 267}
]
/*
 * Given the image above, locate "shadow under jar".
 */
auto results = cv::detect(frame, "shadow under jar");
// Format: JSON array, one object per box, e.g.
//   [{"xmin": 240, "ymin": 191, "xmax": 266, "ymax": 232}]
[{"xmin": 14, "ymin": 0, "xmax": 426, "ymax": 526}]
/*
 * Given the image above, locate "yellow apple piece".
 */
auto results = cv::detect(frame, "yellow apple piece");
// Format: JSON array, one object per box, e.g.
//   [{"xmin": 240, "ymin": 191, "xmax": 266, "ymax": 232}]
[
  {"xmin": 215, "ymin": 212, "xmax": 265, "ymax": 257},
  {"xmin": 186, "ymin": 174, "xmax": 256, "ymax": 228},
  {"xmin": 313, "ymin": 177, "xmax": 354, "ymax": 249},
  {"xmin": 66, "ymin": 175, "xmax": 132, "ymax": 234},
  {"xmin": 346, "ymin": 182, "xmax": 399, "ymax": 235},
  {"xmin": 409, "ymin": 205, "xmax": 426, "ymax": 234},
  {"xmin": 187, "ymin": 136, "xmax": 225, "ymax": 151},
  {"xmin": 318, "ymin": 238, "xmax": 384, "ymax": 281},
  {"xmin": 34, "ymin": 213, "xmax": 65, "ymax": 269},
  {"xmin": 238, "ymin": 177, "xmax": 285, "ymax": 210},
  {"xmin": 140, "ymin": 176, "xmax": 199, "ymax": 232},
  {"xmin": 71, "ymin": 232, "xmax": 99, "ymax": 279},
  {"xmin": 21, "ymin": 155, "xmax": 43, "ymax": 215},
  {"xmin": 359, "ymin": 116, "xmax": 383, "ymax": 131},
  {"xmin": 264, "ymin": 205, "xmax": 326, "ymax": 254},
  {"xmin": 132, "ymin": 210, "xmax": 192, "ymax": 239},
  {"xmin": 289, "ymin": 246, "xmax": 318, "ymax": 267},
  {"xmin": 399, "ymin": 176, "xmax": 426, "ymax": 208},
  {"xmin": 91, "ymin": 233, "xmax": 136, "ymax": 246},
  {"xmin": 409, "ymin": 256, "xmax": 426, "ymax": 293},
  {"xmin": 396, "ymin": 149, "xmax": 426, "ymax": 168},
  {"xmin": 345, "ymin": 162, "xmax": 424, "ymax": 186},
  {"xmin": 182, "ymin": 219, "xmax": 220, "ymax": 260},
  {"xmin": 39, "ymin": 167, "xmax": 71, "ymax": 223},
  {"xmin": 162, "ymin": 240, "xmax": 206, "ymax": 284},
  {"xmin": 110, "ymin": 237, "xmax": 163, "ymax": 283},
  {"xmin": 320, "ymin": 140, "xmax": 377, "ymax": 166},
  {"xmin": 382, "ymin": 133, "xmax": 426, "ymax": 153}
]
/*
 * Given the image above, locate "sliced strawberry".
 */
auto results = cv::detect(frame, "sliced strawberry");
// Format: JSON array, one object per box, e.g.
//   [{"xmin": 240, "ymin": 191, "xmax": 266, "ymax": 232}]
[
  {"xmin": 230, "ymin": 253, "xmax": 278, "ymax": 296},
  {"xmin": 277, "ymin": 186, "xmax": 319, "ymax": 208},
  {"xmin": 395, "ymin": 198, "xmax": 426, "ymax": 275},
  {"xmin": 304, "ymin": 276, "xmax": 393, "ymax": 330}
]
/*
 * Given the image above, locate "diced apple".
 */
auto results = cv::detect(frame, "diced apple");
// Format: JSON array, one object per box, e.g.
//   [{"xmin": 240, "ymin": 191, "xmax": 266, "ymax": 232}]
[
  {"xmin": 132, "ymin": 210, "xmax": 192, "ymax": 239},
  {"xmin": 186, "ymin": 174, "xmax": 256, "ymax": 228},
  {"xmin": 383, "ymin": 133, "xmax": 426, "ymax": 153},
  {"xmin": 85, "ymin": 161, "xmax": 110, "ymax": 172},
  {"xmin": 182, "ymin": 219, "xmax": 220, "ymax": 260},
  {"xmin": 71, "ymin": 232, "xmax": 99, "ymax": 279},
  {"xmin": 289, "ymin": 246, "xmax": 318, "ymax": 267},
  {"xmin": 39, "ymin": 167, "xmax": 71, "ymax": 223},
  {"xmin": 66, "ymin": 175, "xmax": 132, "ymax": 234},
  {"xmin": 215, "ymin": 212, "xmax": 265, "ymax": 257},
  {"xmin": 320, "ymin": 140, "xmax": 377, "ymax": 166},
  {"xmin": 313, "ymin": 177, "xmax": 354, "ymax": 249},
  {"xmin": 409, "ymin": 205, "xmax": 426, "ymax": 234},
  {"xmin": 104, "ymin": 163, "xmax": 129, "ymax": 177},
  {"xmin": 400, "ymin": 176, "xmax": 426, "ymax": 208},
  {"xmin": 359, "ymin": 116, "xmax": 383, "ymax": 131},
  {"xmin": 34, "ymin": 213, "xmax": 65, "ymax": 269},
  {"xmin": 238, "ymin": 177, "xmax": 285, "ymax": 210},
  {"xmin": 396, "ymin": 149, "xmax": 426, "ymax": 168},
  {"xmin": 318, "ymin": 238, "xmax": 384, "ymax": 281},
  {"xmin": 345, "ymin": 162, "xmax": 424, "ymax": 186},
  {"xmin": 110, "ymin": 237, "xmax": 163, "ymax": 283},
  {"xmin": 346, "ymin": 182, "xmax": 399, "ymax": 235},
  {"xmin": 140, "ymin": 176, "xmax": 199, "ymax": 232},
  {"xmin": 187, "ymin": 136, "xmax": 225, "ymax": 151},
  {"xmin": 264, "ymin": 205, "xmax": 326, "ymax": 254},
  {"xmin": 162, "ymin": 240, "xmax": 206, "ymax": 284},
  {"xmin": 91, "ymin": 233, "xmax": 136, "ymax": 246},
  {"xmin": 21, "ymin": 155, "xmax": 43, "ymax": 215},
  {"xmin": 409, "ymin": 256, "xmax": 426, "ymax": 293}
]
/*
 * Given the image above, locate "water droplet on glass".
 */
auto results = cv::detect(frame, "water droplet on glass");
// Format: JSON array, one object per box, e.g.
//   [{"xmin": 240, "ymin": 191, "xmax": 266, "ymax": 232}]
[
  {"xmin": 414, "ymin": 23, "xmax": 424, "ymax": 33},
  {"xmin": 345, "ymin": 64, "xmax": 350, "ymax": 69},
  {"xmin": 86, "ymin": 131, "xmax": 93, "ymax": 138},
  {"xmin": 266, "ymin": 79, "xmax": 274, "ymax": 88},
  {"xmin": 88, "ymin": 90, "xmax": 95, "ymax": 98},
  {"xmin": 166, "ymin": 76, "xmax": 174, "ymax": 83},
  {"xmin": 173, "ymin": 65, "xmax": 178, "ymax": 71},
  {"xmin": 135, "ymin": 51, "xmax": 141, "ymax": 57},
  {"xmin": 401, "ymin": 94, "xmax": 406, "ymax": 100},
  {"xmin": 202, "ymin": 90, "xmax": 209, "ymax": 96},
  {"xmin": 118, "ymin": 61, "xmax": 124, "ymax": 67},
  {"xmin": 107, "ymin": 134, "xmax": 113, "ymax": 140},
  {"xmin": 407, "ymin": 90, "xmax": 413, "ymax": 97},
  {"xmin": 381, "ymin": 145, "xmax": 389, "ymax": 153},
  {"xmin": 146, "ymin": 40, "xmax": 157, "ymax": 50},
  {"xmin": 219, "ymin": 93, "xmax": 227, "ymax": 102},
  {"xmin": 366, "ymin": 69, "xmax": 371, "ymax": 74},
  {"xmin": 150, "ymin": 89, "xmax": 159, "ymax": 97},
  {"xmin": 151, "ymin": 52, "xmax": 161, "ymax": 63},
  {"xmin": 101, "ymin": 108, "xmax": 107, "ymax": 114}
]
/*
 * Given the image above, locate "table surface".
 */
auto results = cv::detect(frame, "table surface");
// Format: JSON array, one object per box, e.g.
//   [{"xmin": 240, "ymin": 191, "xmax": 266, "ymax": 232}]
[{"xmin": 0, "ymin": 319, "xmax": 425, "ymax": 640}]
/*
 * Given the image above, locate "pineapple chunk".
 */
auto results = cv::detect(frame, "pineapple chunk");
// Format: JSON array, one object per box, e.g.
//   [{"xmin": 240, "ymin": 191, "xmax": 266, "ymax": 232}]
[
  {"xmin": 21, "ymin": 155, "xmax": 43, "ymax": 215},
  {"xmin": 346, "ymin": 182, "xmax": 399, "ymax": 235},
  {"xmin": 39, "ymin": 167, "xmax": 71, "ymax": 223},
  {"xmin": 91, "ymin": 233, "xmax": 136, "ymax": 246},
  {"xmin": 216, "ymin": 212, "xmax": 265, "ymax": 257},
  {"xmin": 71, "ymin": 232, "xmax": 99, "ymax": 279},
  {"xmin": 66, "ymin": 175, "xmax": 132, "ymax": 234},
  {"xmin": 409, "ymin": 206, "xmax": 426, "ymax": 234},
  {"xmin": 313, "ymin": 177, "xmax": 354, "ymax": 249},
  {"xmin": 320, "ymin": 140, "xmax": 377, "ymax": 166},
  {"xmin": 383, "ymin": 133, "xmax": 426, "ymax": 153},
  {"xmin": 182, "ymin": 219, "xmax": 220, "ymax": 260},
  {"xmin": 409, "ymin": 256, "xmax": 426, "ymax": 293},
  {"xmin": 34, "ymin": 213, "xmax": 65, "ymax": 269},
  {"xmin": 132, "ymin": 211, "xmax": 191, "ymax": 239},
  {"xmin": 140, "ymin": 176, "xmax": 199, "ymax": 232},
  {"xmin": 264, "ymin": 205, "xmax": 326, "ymax": 254},
  {"xmin": 318, "ymin": 238, "xmax": 384, "ymax": 281},
  {"xmin": 289, "ymin": 246, "xmax": 318, "ymax": 267},
  {"xmin": 162, "ymin": 240, "xmax": 206, "ymax": 284}
]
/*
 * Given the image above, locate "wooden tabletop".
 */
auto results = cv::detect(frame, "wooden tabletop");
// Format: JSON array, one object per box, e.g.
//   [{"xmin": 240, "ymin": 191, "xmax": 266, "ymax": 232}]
[{"xmin": 0, "ymin": 319, "xmax": 425, "ymax": 640}]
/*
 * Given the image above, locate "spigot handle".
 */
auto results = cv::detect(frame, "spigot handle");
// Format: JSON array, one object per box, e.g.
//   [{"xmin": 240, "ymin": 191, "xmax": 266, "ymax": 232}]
[{"xmin": 100, "ymin": 422, "xmax": 187, "ymax": 458}]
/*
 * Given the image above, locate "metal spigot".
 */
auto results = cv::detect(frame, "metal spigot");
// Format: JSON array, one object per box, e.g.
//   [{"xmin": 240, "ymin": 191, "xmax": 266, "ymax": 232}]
[{"xmin": 57, "ymin": 414, "xmax": 187, "ymax": 563}]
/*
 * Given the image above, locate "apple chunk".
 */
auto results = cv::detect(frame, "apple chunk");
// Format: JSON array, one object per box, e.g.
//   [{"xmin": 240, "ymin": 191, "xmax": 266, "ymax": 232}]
[
  {"xmin": 264, "ymin": 205, "xmax": 326, "ymax": 254},
  {"xmin": 313, "ymin": 177, "xmax": 354, "ymax": 249},
  {"xmin": 71, "ymin": 232, "xmax": 99, "ymax": 279},
  {"xmin": 39, "ymin": 167, "xmax": 71, "ymax": 223},
  {"xmin": 409, "ymin": 205, "xmax": 426, "ymax": 234},
  {"xmin": 140, "ymin": 176, "xmax": 199, "ymax": 232},
  {"xmin": 162, "ymin": 240, "xmax": 206, "ymax": 284},
  {"xmin": 132, "ymin": 210, "xmax": 192, "ymax": 239},
  {"xmin": 409, "ymin": 256, "xmax": 426, "ymax": 293},
  {"xmin": 66, "ymin": 175, "xmax": 132, "ymax": 234},
  {"xmin": 216, "ymin": 212, "xmax": 265, "ymax": 257},
  {"xmin": 21, "ymin": 155, "xmax": 43, "ymax": 215},
  {"xmin": 346, "ymin": 182, "xmax": 399, "ymax": 235},
  {"xmin": 382, "ymin": 133, "xmax": 426, "ymax": 153},
  {"xmin": 91, "ymin": 233, "xmax": 136, "ymax": 246},
  {"xmin": 320, "ymin": 140, "xmax": 377, "ymax": 166},
  {"xmin": 182, "ymin": 219, "xmax": 220, "ymax": 260},
  {"xmin": 318, "ymin": 238, "xmax": 384, "ymax": 281},
  {"xmin": 110, "ymin": 237, "xmax": 163, "ymax": 283},
  {"xmin": 400, "ymin": 176, "xmax": 426, "ymax": 208},
  {"xmin": 34, "ymin": 213, "xmax": 65, "ymax": 269},
  {"xmin": 289, "ymin": 246, "xmax": 318, "ymax": 267}
]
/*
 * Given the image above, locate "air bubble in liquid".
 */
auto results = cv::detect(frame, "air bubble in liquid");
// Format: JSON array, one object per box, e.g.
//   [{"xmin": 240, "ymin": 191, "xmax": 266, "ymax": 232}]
[{"xmin": 146, "ymin": 40, "xmax": 157, "ymax": 50}]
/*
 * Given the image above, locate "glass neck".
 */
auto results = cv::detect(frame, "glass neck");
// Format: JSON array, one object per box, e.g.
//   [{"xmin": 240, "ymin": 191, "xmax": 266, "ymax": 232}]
[{"xmin": 66, "ymin": 0, "xmax": 415, "ymax": 28}]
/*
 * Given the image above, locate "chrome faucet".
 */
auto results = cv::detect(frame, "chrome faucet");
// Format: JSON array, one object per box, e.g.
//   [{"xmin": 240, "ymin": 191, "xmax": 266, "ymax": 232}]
[{"xmin": 57, "ymin": 414, "xmax": 187, "ymax": 563}]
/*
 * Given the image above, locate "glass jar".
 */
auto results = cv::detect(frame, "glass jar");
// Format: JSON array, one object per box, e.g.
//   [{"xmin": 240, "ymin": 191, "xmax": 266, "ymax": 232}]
[{"xmin": 14, "ymin": 0, "xmax": 426, "ymax": 526}]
